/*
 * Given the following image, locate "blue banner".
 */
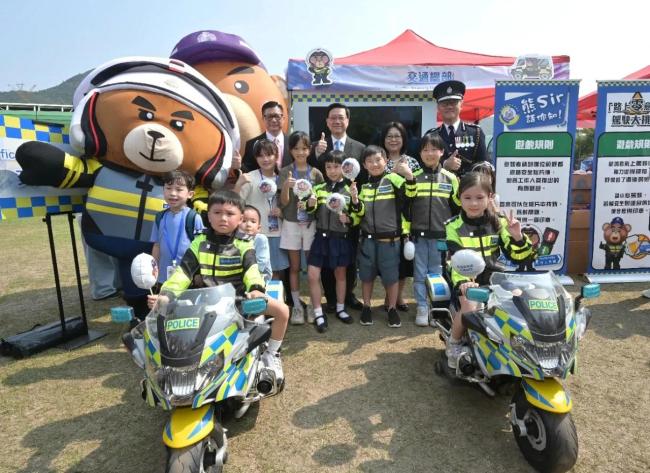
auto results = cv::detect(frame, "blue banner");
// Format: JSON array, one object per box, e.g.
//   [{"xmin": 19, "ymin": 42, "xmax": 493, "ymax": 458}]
[{"xmin": 493, "ymin": 80, "xmax": 580, "ymax": 275}]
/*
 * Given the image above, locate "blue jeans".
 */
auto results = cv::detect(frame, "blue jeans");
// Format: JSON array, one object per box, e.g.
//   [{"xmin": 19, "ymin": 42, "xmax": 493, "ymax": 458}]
[{"xmin": 413, "ymin": 238, "xmax": 442, "ymax": 310}]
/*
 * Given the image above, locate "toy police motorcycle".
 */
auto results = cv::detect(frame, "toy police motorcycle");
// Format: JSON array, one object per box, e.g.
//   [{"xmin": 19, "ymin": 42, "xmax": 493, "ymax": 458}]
[
  {"xmin": 427, "ymin": 246, "xmax": 600, "ymax": 473},
  {"xmin": 122, "ymin": 284, "xmax": 283, "ymax": 473}
]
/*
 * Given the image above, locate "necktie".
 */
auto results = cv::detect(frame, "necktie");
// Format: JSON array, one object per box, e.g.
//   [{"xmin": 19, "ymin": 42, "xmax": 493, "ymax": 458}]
[
  {"xmin": 448, "ymin": 125, "xmax": 456, "ymax": 150},
  {"xmin": 335, "ymin": 140, "xmax": 342, "ymax": 151},
  {"xmin": 275, "ymin": 138, "xmax": 282, "ymax": 167}
]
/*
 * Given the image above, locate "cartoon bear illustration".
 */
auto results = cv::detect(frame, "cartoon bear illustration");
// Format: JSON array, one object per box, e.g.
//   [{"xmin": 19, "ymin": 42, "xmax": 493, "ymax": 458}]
[
  {"xmin": 599, "ymin": 217, "xmax": 631, "ymax": 270},
  {"xmin": 170, "ymin": 30, "xmax": 288, "ymax": 153},
  {"xmin": 306, "ymin": 49, "xmax": 333, "ymax": 86},
  {"xmin": 16, "ymin": 57, "xmax": 238, "ymax": 316}
]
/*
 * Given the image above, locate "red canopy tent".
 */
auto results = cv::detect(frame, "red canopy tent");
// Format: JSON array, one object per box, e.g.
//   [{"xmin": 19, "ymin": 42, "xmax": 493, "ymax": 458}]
[
  {"xmin": 290, "ymin": 30, "xmax": 570, "ymax": 122},
  {"xmin": 576, "ymin": 65, "xmax": 650, "ymax": 128}
]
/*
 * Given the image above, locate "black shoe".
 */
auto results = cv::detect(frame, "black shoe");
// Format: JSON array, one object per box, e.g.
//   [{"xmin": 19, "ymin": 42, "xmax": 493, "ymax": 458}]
[
  {"xmin": 336, "ymin": 309, "xmax": 354, "ymax": 324},
  {"xmin": 396, "ymin": 303, "xmax": 409, "ymax": 312},
  {"xmin": 315, "ymin": 315, "xmax": 328, "ymax": 333},
  {"xmin": 387, "ymin": 308, "xmax": 402, "ymax": 328},
  {"xmin": 324, "ymin": 302, "xmax": 337, "ymax": 314},
  {"xmin": 360, "ymin": 306, "xmax": 373, "ymax": 326},
  {"xmin": 345, "ymin": 296, "xmax": 363, "ymax": 310}
]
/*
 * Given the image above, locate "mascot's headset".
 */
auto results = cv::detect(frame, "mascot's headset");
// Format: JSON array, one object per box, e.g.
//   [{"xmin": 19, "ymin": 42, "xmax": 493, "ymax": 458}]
[{"xmin": 69, "ymin": 56, "xmax": 240, "ymax": 188}]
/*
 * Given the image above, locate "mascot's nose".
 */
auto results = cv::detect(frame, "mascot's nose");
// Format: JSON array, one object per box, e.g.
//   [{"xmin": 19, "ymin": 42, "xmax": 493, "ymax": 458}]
[{"xmin": 147, "ymin": 130, "xmax": 165, "ymax": 141}]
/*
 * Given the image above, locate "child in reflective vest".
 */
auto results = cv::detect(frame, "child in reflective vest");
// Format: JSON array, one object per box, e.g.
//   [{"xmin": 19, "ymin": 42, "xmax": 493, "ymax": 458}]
[{"xmin": 444, "ymin": 172, "xmax": 533, "ymax": 369}]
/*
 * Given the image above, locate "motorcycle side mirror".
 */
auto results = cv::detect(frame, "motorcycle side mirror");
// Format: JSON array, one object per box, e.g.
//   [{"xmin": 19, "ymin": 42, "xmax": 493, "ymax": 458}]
[
  {"xmin": 242, "ymin": 298, "xmax": 268, "ymax": 316},
  {"xmin": 436, "ymin": 240, "xmax": 448, "ymax": 252},
  {"xmin": 466, "ymin": 287, "xmax": 490, "ymax": 303},
  {"xmin": 581, "ymin": 283, "xmax": 600, "ymax": 299}
]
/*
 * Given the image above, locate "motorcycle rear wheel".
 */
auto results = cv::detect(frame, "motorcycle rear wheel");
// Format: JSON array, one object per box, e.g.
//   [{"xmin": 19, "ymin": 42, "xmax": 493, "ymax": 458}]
[
  {"xmin": 165, "ymin": 424, "xmax": 227, "ymax": 473},
  {"xmin": 512, "ymin": 389, "xmax": 578, "ymax": 473}
]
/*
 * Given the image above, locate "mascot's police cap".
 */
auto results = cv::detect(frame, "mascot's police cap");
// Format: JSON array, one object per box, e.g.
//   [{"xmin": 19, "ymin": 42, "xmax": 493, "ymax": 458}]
[
  {"xmin": 433, "ymin": 80, "xmax": 466, "ymax": 102},
  {"xmin": 71, "ymin": 56, "xmax": 240, "ymax": 150},
  {"xmin": 611, "ymin": 217, "xmax": 624, "ymax": 226},
  {"xmin": 170, "ymin": 30, "xmax": 265, "ymax": 70}
]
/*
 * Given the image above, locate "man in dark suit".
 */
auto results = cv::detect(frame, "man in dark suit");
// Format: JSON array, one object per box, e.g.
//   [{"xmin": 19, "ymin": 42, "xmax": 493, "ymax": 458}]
[
  {"xmin": 309, "ymin": 103, "xmax": 365, "ymax": 311},
  {"xmin": 242, "ymin": 101, "xmax": 292, "ymax": 172},
  {"xmin": 425, "ymin": 80, "xmax": 488, "ymax": 177}
]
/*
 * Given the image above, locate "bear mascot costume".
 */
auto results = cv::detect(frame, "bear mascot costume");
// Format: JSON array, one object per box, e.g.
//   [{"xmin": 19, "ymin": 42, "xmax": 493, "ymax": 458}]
[
  {"xmin": 599, "ymin": 216, "xmax": 631, "ymax": 270},
  {"xmin": 170, "ymin": 30, "xmax": 288, "ymax": 153},
  {"xmin": 16, "ymin": 57, "xmax": 238, "ymax": 317}
]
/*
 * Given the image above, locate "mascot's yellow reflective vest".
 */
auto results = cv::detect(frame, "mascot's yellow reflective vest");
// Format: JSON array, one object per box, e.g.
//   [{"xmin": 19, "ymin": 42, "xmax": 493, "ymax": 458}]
[
  {"xmin": 445, "ymin": 212, "xmax": 533, "ymax": 288},
  {"xmin": 163, "ymin": 230, "xmax": 265, "ymax": 296},
  {"xmin": 357, "ymin": 172, "xmax": 416, "ymax": 238},
  {"xmin": 60, "ymin": 154, "xmax": 165, "ymax": 241}
]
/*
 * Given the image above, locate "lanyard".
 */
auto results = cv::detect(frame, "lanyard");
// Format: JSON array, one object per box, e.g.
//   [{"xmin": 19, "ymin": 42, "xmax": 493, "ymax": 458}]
[
  {"xmin": 292, "ymin": 163, "xmax": 311, "ymax": 180},
  {"xmin": 163, "ymin": 210, "xmax": 185, "ymax": 262}
]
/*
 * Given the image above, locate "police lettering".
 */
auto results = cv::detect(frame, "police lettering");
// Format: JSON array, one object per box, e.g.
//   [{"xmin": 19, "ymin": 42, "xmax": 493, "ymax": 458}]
[{"xmin": 165, "ymin": 317, "xmax": 200, "ymax": 332}]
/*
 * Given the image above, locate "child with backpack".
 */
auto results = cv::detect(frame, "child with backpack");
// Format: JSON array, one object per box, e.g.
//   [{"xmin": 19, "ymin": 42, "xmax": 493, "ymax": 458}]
[{"xmin": 150, "ymin": 170, "xmax": 204, "ymax": 286}]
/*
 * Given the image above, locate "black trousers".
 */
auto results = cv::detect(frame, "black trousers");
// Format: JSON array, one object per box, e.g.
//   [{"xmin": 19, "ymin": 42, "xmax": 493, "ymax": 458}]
[{"xmin": 322, "ymin": 228, "xmax": 359, "ymax": 305}]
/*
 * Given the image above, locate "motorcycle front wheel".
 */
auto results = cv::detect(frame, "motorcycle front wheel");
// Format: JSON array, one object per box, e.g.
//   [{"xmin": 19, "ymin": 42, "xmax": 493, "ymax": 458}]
[
  {"xmin": 165, "ymin": 423, "xmax": 227, "ymax": 473},
  {"xmin": 512, "ymin": 388, "xmax": 578, "ymax": 473}
]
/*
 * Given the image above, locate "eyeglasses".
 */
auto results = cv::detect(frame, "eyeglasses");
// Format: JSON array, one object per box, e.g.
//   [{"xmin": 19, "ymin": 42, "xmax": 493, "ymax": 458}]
[
  {"xmin": 264, "ymin": 114, "xmax": 283, "ymax": 120},
  {"xmin": 386, "ymin": 134, "xmax": 402, "ymax": 140},
  {"xmin": 327, "ymin": 115, "xmax": 347, "ymax": 122}
]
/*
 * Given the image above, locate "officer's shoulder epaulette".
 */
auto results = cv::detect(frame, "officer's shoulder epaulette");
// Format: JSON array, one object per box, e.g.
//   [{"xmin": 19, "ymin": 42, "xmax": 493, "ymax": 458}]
[
  {"xmin": 424, "ymin": 126, "xmax": 442, "ymax": 135},
  {"xmin": 464, "ymin": 122, "xmax": 481, "ymax": 129},
  {"xmin": 234, "ymin": 230, "xmax": 254, "ymax": 242}
]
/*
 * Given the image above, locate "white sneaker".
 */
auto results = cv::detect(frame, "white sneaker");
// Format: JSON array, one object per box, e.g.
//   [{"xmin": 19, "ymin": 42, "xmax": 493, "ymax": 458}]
[
  {"xmin": 446, "ymin": 340, "xmax": 464, "ymax": 369},
  {"xmin": 306, "ymin": 305, "xmax": 315, "ymax": 324},
  {"xmin": 261, "ymin": 350, "xmax": 284, "ymax": 383},
  {"xmin": 290, "ymin": 305, "xmax": 305, "ymax": 325},
  {"xmin": 642, "ymin": 289, "xmax": 650, "ymax": 299},
  {"xmin": 415, "ymin": 306, "xmax": 429, "ymax": 327}
]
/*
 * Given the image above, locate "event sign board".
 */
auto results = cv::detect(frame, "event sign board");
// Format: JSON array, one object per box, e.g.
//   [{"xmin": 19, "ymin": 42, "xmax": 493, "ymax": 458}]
[
  {"xmin": 0, "ymin": 115, "xmax": 84, "ymax": 220},
  {"xmin": 493, "ymin": 80, "xmax": 580, "ymax": 278},
  {"xmin": 586, "ymin": 80, "xmax": 650, "ymax": 282}
]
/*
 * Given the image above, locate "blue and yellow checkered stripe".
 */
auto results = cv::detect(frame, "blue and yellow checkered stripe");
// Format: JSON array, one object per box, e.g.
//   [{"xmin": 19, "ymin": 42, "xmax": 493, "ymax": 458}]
[
  {"xmin": 0, "ymin": 194, "xmax": 84, "ymax": 220},
  {"xmin": 0, "ymin": 114, "xmax": 69, "ymax": 144},
  {"xmin": 291, "ymin": 93, "xmax": 433, "ymax": 103},
  {"xmin": 214, "ymin": 353, "xmax": 253, "ymax": 402},
  {"xmin": 199, "ymin": 323, "xmax": 238, "ymax": 365},
  {"xmin": 494, "ymin": 308, "xmax": 533, "ymax": 342}
]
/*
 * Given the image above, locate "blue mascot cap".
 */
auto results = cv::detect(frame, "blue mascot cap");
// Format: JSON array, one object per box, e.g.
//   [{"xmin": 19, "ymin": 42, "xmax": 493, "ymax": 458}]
[
  {"xmin": 170, "ymin": 30, "xmax": 265, "ymax": 70},
  {"xmin": 611, "ymin": 217, "xmax": 624, "ymax": 226}
]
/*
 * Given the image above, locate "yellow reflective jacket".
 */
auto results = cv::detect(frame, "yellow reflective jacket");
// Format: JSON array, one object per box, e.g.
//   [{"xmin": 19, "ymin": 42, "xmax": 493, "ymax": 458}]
[
  {"xmin": 163, "ymin": 230, "xmax": 265, "ymax": 296},
  {"xmin": 445, "ymin": 212, "xmax": 533, "ymax": 288}
]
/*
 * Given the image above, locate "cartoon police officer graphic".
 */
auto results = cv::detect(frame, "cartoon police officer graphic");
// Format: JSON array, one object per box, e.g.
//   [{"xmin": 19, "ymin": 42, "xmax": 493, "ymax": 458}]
[{"xmin": 306, "ymin": 48, "xmax": 333, "ymax": 86}]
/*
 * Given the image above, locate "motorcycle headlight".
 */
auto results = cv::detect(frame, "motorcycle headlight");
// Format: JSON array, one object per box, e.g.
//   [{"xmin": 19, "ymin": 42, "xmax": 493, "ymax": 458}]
[
  {"xmin": 510, "ymin": 336, "xmax": 574, "ymax": 376},
  {"xmin": 195, "ymin": 352, "xmax": 225, "ymax": 393}
]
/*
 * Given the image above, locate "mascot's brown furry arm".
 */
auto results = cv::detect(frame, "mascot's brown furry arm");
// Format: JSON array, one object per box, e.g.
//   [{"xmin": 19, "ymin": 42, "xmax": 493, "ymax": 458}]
[{"xmin": 16, "ymin": 57, "xmax": 239, "ymax": 317}]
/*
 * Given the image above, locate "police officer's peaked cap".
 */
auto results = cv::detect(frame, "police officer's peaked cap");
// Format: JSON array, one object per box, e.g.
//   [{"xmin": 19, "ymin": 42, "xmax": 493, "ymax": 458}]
[
  {"xmin": 433, "ymin": 80, "xmax": 466, "ymax": 102},
  {"xmin": 611, "ymin": 217, "xmax": 624, "ymax": 226}
]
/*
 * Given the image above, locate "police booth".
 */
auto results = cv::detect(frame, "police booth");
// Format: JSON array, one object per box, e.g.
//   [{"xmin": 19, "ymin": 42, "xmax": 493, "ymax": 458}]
[{"xmin": 286, "ymin": 30, "xmax": 571, "ymax": 152}]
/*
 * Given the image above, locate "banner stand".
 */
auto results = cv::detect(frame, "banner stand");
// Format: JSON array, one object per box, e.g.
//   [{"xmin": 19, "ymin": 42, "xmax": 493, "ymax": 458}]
[
  {"xmin": 0, "ymin": 212, "xmax": 105, "ymax": 358},
  {"xmin": 585, "ymin": 272, "xmax": 650, "ymax": 284}
]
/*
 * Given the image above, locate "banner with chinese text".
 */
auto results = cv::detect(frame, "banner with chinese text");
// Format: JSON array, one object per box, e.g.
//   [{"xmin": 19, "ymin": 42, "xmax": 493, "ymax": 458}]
[
  {"xmin": 493, "ymin": 80, "xmax": 580, "ymax": 275},
  {"xmin": 587, "ymin": 80, "xmax": 650, "ymax": 282}
]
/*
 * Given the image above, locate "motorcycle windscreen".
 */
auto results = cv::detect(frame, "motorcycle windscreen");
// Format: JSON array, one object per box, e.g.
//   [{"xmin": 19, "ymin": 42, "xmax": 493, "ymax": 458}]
[
  {"xmin": 490, "ymin": 273, "xmax": 566, "ymax": 342},
  {"xmin": 157, "ymin": 286, "xmax": 237, "ymax": 361}
]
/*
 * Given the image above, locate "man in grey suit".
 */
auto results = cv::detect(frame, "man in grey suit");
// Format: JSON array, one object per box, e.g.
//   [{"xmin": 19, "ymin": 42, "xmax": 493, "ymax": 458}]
[
  {"xmin": 309, "ymin": 103, "xmax": 365, "ymax": 312},
  {"xmin": 242, "ymin": 101, "xmax": 292, "ymax": 172}
]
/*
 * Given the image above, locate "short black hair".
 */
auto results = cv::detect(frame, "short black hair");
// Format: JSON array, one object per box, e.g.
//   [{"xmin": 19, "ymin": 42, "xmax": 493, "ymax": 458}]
[
  {"xmin": 243, "ymin": 204, "xmax": 261, "ymax": 220},
  {"xmin": 208, "ymin": 190, "xmax": 245, "ymax": 213},
  {"xmin": 288, "ymin": 130, "xmax": 310, "ymax": 149},
  {"xmin": 162, "ymin": 170, "xmax": 195, "ymax": 190},
  {"xmin": 323, "ymin": 150, "xmax": 344, "ymax": 165},
  {"xmin": 326, "ymin": 103, "xmax": 350, "ymax": 119},
  {"xmin": 420, "ymin": 132, "xmax": 446, "ymax": 152},
  {"xmin": 380, "ymin": 121, "xmax": 407, "ymax": 155},
  {"xmin": 262, "ymin": 101, "xmax": 283, "ymax": 114},
  {"xmin": 361, "ymin": 144, "xmax": 386, "ymax": 163}
]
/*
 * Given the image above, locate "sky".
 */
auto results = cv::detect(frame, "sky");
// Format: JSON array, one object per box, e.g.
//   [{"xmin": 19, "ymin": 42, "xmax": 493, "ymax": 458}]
[{"xmin": 1, "ymin": 0, "xmax": 647, "ymax": 97}]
